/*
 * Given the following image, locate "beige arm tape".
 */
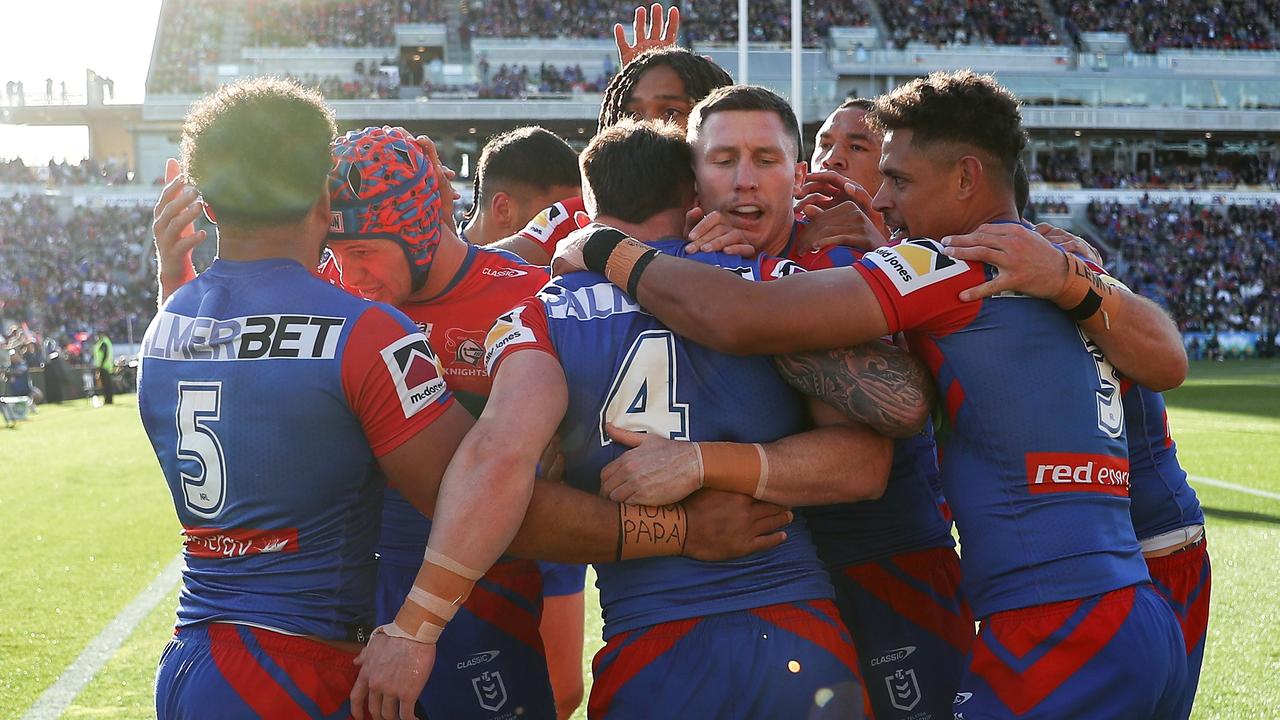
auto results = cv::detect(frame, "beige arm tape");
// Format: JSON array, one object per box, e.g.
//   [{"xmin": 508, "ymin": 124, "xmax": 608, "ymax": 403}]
[
  {"xmin": 381, "ymin": 548, "xmax": 484, "ymax": 645},
  {"xmin": 696, "ymin": 442, "xmax": 770, "ymax": 499}
]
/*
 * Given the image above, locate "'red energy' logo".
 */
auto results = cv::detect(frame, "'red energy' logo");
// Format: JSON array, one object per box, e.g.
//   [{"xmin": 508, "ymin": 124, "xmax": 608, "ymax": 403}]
[{"xmin": 1025, "ymin": 453, "xmax": 1130, "ymax": 496}]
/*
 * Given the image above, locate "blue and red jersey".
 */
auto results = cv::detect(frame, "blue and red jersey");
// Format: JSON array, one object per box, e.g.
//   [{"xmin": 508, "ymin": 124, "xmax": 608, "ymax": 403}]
[
  {"xmin": 852, "ymin": 238, "xmax": 1150, "ymax": 618},
  {"xmin": 485, "ymin": 238, "xmax": 833, "ymax": 639},
  {"xmin": 376, "ymin": 244, "xmax": 550, "ymax": 568},
  {"xmin": 1120, "ymin": 379, "xmax": 1204, "ymax": 541},
  {"xmin": 138, "ymin": 258, "xmax": 455, "ymax": 641},
  {"xmin": 780, "ymin": 232, "xmax": 954, "ymax": 568}
]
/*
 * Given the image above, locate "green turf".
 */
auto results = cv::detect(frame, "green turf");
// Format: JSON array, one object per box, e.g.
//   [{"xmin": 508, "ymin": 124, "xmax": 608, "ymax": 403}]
[
  {"xmin": 2, "ymin": 361, "xmax": 1276, "ymax": 719},
  {"xmin": 0, "ymin": 396, "xmax": 179, "ymax": 720}
]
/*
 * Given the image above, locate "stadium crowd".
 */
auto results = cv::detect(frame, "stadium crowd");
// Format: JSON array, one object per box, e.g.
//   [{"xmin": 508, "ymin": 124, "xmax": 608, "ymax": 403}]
[
  {"xmin": 1034, "ymin": 156, "xmax": 1280, "ymax": 189},
  {"xmin": 1091, "ymin": 199, "xmax": 1280, "ymax": 338},
  {"xmin": 0, "ymin": 196, "xmax": 155, "ymax": 348},
  {"xmin": 0, "ymin": 157, "xmax": 134, "ymax": 186},
  {"xmin": 877, "ymin": 0, "xmax": 1058, "ymax": 47},
  {"xmin": 247, "ymin": 0, "xmax": 445, "ymax": 48},
  {"xmin": 147, "ymin": 0, "xmax": 226, "ymax": 95},
  {"xmin": 1055, "ymin": 0, "xmax": 1276, "ymax": 51}
]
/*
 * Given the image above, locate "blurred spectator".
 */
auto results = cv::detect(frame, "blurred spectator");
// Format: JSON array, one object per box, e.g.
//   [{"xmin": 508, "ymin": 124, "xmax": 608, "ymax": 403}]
[
  {"xmin": 1054, "ymin": 0, "xmax": 1275, "ymax": 52},
  {"xmin": 0, "ymin": 196, "xmax": 155, "ymax": 349},
  {"xmin": 247, "ymin": 0, "xmax": 445, "ymax": 48},
  {"xmin": 1089, "ymin": 198, "xmax": 1279, "ymax": 335},
  {"xmin": 423, "ymin": 62, "xmax": 614, "ymax": 98},
  {"xmin": 0, "ymin": 157, "xmax": 134, "ymax": 186},
  {"xmin": 1031, "ymin": 154, "xmax": 1278, "ymax": 189},
  {"xmin": 876, "ymin": 0, "xmax": 1057, "ymax": 47},
  {"xmin": 147, "ymin": 0, "xmax": 228, "ymax": 94}
]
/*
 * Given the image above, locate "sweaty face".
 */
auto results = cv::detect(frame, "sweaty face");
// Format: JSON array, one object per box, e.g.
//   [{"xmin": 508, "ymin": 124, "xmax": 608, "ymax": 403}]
[
  {"xmin": 692, "ymin": 110, "xmax": 804, "ymax": 255},
  {"xmin": 624, "ymin": 66, "xmax": 694, "ymax": 128},
  {"xmin": 327, "ymin": 239, "xmax": 413, "ymax": 305},
  {"xmin": 872, "ymin": 129, "xmax": 965, "ymax": 242},
  {"xmin": 811, "ymin": 107, "xmax": 882, "ymax": 195}
]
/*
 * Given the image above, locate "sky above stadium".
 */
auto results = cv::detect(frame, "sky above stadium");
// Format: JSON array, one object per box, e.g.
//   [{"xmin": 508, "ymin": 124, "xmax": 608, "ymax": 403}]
[{"xmin": 0, "ymin": 0, "xmax": 161, "ymax": 162}]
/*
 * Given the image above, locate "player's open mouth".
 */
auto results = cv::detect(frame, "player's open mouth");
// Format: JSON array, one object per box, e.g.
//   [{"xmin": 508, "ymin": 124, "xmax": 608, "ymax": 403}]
[{"xmin": 728, "ymin": 205, "xmax": 765, "ymax": 223}]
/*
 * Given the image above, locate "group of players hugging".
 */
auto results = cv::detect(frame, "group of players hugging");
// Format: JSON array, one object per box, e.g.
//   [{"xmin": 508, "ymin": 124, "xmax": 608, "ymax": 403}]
[{"xmin": 137, "ymin": 5, "xmax": 1210, "ymax": 719}]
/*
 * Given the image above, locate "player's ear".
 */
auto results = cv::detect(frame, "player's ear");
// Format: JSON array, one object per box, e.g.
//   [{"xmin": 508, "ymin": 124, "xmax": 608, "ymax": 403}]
[
  {"xmin": 491, "ymin": 191, "xmax": 513, "ymax": 227},
  {"xmin": 956, "ymin": 155, "xmax": 983, "ymax": 200},
  {"xmin": 793, "ymin": 160, "xmax": 807, "ymax": 195}
]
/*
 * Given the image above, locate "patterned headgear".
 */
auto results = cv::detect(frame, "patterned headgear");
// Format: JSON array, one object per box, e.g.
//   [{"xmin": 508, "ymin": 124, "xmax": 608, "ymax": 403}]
[{"xmin": 328, "ymin": 126, "xmax": 443, "ymax": 291}]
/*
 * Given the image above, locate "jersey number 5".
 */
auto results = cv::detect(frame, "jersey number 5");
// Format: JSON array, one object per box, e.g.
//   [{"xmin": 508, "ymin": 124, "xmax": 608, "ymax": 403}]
[
  {"xmin": 599, "ymin": 331, "xmax": 690, "ymax": 445},
  {"xmin": 177, "ymin": 382, "xmax": 227, "ymax": 518}
]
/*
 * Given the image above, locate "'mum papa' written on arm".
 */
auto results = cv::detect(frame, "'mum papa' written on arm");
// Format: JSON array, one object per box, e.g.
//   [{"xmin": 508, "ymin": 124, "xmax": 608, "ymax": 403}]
[{"xmin": 143, "ymin": 311, "xmax": 346, "ymax": 361}]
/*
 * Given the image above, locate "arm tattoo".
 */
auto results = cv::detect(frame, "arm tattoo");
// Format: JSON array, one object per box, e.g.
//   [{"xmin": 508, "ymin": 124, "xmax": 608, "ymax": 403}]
[{"xmin": 774, "ymin": 340, "xmax": 935, "ymax": 438}]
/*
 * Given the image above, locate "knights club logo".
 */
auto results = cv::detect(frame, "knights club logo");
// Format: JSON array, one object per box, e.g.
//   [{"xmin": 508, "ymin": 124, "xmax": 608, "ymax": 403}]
[
  {"xmin": 445, "ymin": 328, "xmax": 485, "ymax": 368},
  {"xmin": 471, "ymin": 670, "xmax": 508, "ymax": 712},
  {"xmin": 885, "ymin": 668, "xmax": 922, "ymax": 712}
]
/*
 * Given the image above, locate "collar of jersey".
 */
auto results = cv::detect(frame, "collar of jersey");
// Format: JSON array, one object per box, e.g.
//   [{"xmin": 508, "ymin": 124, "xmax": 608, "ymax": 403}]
[
  {"xmin": 412, "ymin": 242, "xmax": 477, "ymax": 305},
  {"xmin": 205, "ymin": 257, "xmax": 308, "ymax": 276}
]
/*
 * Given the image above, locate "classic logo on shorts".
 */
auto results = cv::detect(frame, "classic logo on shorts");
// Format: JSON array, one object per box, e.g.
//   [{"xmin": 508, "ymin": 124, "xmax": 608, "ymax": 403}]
[
  {"xmin": 865, "ymin": 239, "xmax": 967, "ymax": 295},
  {"xmin": 472, "ymin": 671, "xmax": 508, "ymax": 712},
  {"xmin": 380, "ymin": 333, "xmax": 447, "ymax": 418},
  {"xmin": 482, "ymin": 266, "xmax": 528, "ymax": 279},
  {"xmin": 1025, "ymin": 452, "xmax": 1130, "ymax": 496}
]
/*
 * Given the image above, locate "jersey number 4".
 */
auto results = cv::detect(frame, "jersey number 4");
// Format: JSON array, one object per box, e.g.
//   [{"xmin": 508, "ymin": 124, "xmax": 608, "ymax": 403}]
[
  {"xmin": 599, "ymin": 331, "xmax": 690, "ymax": 445},
  {"xmin": 177, "ymin": 382, "xmax": 227, "ymax": 518}
]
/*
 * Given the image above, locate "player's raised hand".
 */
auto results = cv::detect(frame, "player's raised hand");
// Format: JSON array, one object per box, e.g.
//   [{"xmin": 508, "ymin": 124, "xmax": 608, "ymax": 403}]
[
  {"xmin": 599, "ymin": 424, "xmax": 702, "ymax": 505},
  {"xmin": 1037, "ymin": 222, "xmax": 1104, "ymax": 265},
  {"xmin": 941, "ymin": 223, "xmax": 1068, "ymax": 302},
  {"xmin": 683, "ymin": 207, "xmax": 756, "ymax": 256},
  {"xmin": 351, "ymin": 632, "xmax": 436, "ymax": 720},
  {"xmin": 795, "ymin": 170, "xmax": 859, "ymax": 211},
  {"xmin": 681, "ymin": 489, "xmax": 791, "ymax": 561},
  {"xmin": 152, "ymin": 157, "xmax": 205, "ymax": 303},
  {"xmin": 796, "ymin": 199, "xmax": 887, "ymax": 256},
  {"xmin": 615, "ymin": 3, "xmax": 680, "ymax": 67}
]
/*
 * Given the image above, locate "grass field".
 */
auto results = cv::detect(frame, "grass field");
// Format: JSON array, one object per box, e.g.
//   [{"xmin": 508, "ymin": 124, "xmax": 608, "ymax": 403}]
[{"xmin": 2, "ymin": 360, "xmax": 1277, "ymax": 720}]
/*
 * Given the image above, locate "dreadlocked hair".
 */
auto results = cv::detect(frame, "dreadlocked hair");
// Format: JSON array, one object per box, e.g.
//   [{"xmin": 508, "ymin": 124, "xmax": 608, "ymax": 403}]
[{"xmin": 598, "ymin": 47, "xmax": 733, "ymax": 129}]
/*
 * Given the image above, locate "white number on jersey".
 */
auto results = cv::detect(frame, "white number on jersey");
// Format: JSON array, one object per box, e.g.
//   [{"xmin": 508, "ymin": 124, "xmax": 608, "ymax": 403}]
[
  {"xmin": 177, "ymin": 382, "xmax": 227, "ymax": 518},
  {"xmin": 599, "ymin": 331, "xmax": 690, "ymax": 445},
  {"xmin": 1078, "ymin": 329, "xmax": 1124, "ymax": 439}
]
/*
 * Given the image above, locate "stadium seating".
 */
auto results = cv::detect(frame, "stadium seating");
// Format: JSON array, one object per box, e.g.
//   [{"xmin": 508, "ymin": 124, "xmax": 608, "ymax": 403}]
[
  {"xmin": 875, "ymin": 0, "xmax": 1059, "ymax": 48},
  {"xmin": 1054, "ymin": 0, "xmax": 1276, "ymax": 51},
  {"xmin": 0, "ymin": 196, "xmax": 155, "ymax": 346},
  {"xmin": 247, "ymin": 0, "xmax": 445, "ymax": 48},
  {"xmin": 147, "ymin": 0, "xmax": 228, "ymax": 94},
  {"xmin": 1090, "ymin": 199, "xmax": 1279, "ymax": 335}
]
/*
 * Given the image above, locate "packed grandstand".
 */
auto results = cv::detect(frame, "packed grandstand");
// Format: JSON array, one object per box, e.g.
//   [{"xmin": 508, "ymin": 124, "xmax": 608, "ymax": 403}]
[{"xmin": 0, "ymin": 0, "xmax": 1277, "ymax": 400}]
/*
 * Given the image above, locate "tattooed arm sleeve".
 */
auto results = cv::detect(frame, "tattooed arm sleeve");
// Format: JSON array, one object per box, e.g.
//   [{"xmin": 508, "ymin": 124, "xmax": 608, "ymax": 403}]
[{"xmin": 774, "ymin": 340, "xmax": 935, "ymax": 438}]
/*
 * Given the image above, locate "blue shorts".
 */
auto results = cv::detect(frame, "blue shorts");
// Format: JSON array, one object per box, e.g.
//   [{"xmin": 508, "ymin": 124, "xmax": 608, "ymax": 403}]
[
  {"xmin": 832, "ymin": 546, "xmax": 974, "ymax": 720},
  {"xmin": 377, "ymin": 559, "xmax": 556, "ymax": 720},
  {"xmin": 589, "ymin": 600, "xmax": 866, "ymax": 719},
  {"xmin": 1147, "ymin": 538, "xmax": 1211, "ymax": 719},
  {"xmin": 538, "ymin": 561, "xmax": 587, "ymax": 597},
  {"xmin": 954, "ymin": 583, "xmax": 1187, "ymax": 719},
  {"xmin": 156, "ymin": 622, "xmax": 356, "ymax": 719}
]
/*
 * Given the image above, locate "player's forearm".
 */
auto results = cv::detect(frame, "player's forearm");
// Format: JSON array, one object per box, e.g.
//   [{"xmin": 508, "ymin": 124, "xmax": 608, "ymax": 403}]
[
  {"xmin": 1053, "ymin": 253, "xmax": 1188, "ymax": 391},
  {"xmin": 508, "ymin": 481, "xmax": 685, "ymax": 563},
  {"xmin": 774, "ymin": 342, "xmax": 934, "ymax": 438},
  {"xmin": 751, "ymin": 424, "xmax": 891, "ymax": 506},
  {"xmin": 1077, "ymin": 293, "xmax": 1187, "ymax": 392}
]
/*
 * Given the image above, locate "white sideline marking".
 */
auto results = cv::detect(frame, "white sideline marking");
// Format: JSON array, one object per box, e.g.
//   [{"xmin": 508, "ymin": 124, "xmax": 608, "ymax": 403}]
[
  {"xmin": 1190, "ymin": 474, "xmax": 1280, "ymax": 503},
  {"xmin": 22, "ymin": 554, "xmax": 183, "ymax": 720}
]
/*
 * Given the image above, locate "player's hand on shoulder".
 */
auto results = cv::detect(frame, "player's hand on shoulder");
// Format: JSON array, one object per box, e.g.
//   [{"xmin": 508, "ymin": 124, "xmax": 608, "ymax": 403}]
[
  {"xmin": 351, "ymin": 632, "xmax": 436, "ymax": 720},
  {"xmin": 681, "ymin": 489, "xmax": 791, "ymax": 561},
  {"xmin": 795, "ymin": 178, "xmax": 887, "ymax": 253},
  {"xmin": 615, "ymin": 3, "xmax": 680, "ymax": 67},
  {"xmin": 941, "ymin": 222, "xmax": 1069, "ymax": 302},
  {"xmin": 152, "ymin": 157, "xmax": 205, "ymax": 290},
  {"xmin": 551, "ymin": 220, "xmax": 613, "ymax": 276},
  {"xmin": 1037, "ymin": 222, "xmax": 1104, "ymax": 266},
  {"xmin": 683, "ymin": 207, "xmax": 756, "ymax": 257},
  {"xmin": 599, "ymin": 425, "xmax": 701, "ymax": 505}
]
